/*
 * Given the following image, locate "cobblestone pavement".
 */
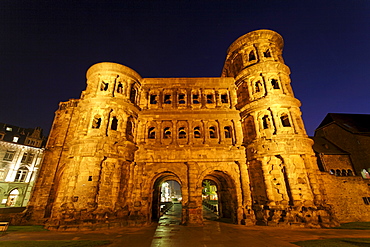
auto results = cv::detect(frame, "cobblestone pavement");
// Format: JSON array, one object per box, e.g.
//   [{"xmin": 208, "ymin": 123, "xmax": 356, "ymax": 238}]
[{"xmin": 2, "ymin": 204, "xmax": 370, "ymax": 247}]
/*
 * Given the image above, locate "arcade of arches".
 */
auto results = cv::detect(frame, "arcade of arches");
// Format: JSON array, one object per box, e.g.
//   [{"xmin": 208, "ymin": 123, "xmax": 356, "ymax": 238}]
[{"xmin": 21, "ymin": 30, "xmax": 339, "ymax": 230}]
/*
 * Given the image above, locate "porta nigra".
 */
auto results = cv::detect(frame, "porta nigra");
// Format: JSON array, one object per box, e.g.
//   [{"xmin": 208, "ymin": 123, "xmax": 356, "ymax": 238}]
[{"xmin": 23, "ymin": 29, "xmax": 338, "ymax": 230}]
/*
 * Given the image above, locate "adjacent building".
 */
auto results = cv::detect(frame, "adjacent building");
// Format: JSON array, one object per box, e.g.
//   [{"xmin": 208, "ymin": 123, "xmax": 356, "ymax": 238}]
[
  {"xmin": 0, "ymin": 123, "xmax": 45, "ymax": 208},
  {"xmin": 312, "ymin": 113, "xmax": 370, "ymax": 222}
]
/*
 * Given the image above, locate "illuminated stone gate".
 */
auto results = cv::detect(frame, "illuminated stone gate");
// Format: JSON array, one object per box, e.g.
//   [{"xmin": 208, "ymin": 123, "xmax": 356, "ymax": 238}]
[{"xmin": 24, "ymin": 30, "xmax": 337, "ymax": 230}]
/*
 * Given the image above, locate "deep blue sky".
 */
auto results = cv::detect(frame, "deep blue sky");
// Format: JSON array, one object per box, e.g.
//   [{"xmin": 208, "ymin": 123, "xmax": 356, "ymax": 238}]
[{"xmin": 1, "ymin": 1, "xmax": 369, "ymax": 136}]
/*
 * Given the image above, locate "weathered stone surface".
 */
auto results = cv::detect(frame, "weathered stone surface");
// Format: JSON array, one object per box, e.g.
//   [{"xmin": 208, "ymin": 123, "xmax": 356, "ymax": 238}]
[{"xmin": 23, "ymin": 29, "xmax": 339, "ymax": 229}]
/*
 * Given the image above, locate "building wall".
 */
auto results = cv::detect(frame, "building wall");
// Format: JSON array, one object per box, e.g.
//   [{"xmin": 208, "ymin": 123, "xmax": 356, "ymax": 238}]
[
  {"xmin": 0, "ymin": 127, "xmax": 44, "ymax": 208},
  {"xmin": 321, "ymin": 173, "xmax": 370, "ymax": 222},
  {"xmin": 22, "ymin": 29, "xmax": 339, "ymax": 229}
]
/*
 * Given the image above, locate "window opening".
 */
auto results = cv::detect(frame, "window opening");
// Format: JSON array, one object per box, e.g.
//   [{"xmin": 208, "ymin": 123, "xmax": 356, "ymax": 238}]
[
  {"xmin": 150, "ymin": 95, "xmax": 158, "ymax": 104},
  {"xmin": 209, "ymin": 126, "xmax": 217, "ymax": 138},
  {"xmin": 6, "ymin": 189, "xmax": 19, "ymax": 207},
  {"xmin": 206, "ymin": 94, "xmax": 213, "ymax": 103},
  {"xmin": 347, "ymin": 169, "xmax": 353, "ymax": 176},
  {"xmin": 3, "ymin": 150, "xmax": 15, "ymax": 161},
  {"xmin": 271, "ymin": 79, "xmax": 280, "ymax": 89},
  {"xmin": 21, "ymin": 153, "xmax": 34, "ymax": 164},
  {"xmin": 164, "ymin": 127, "xmax": 172, "ymax": 139},
  {"xmin": 224, "ymin": 126, "xmax": 232, "ymax": 138},
  {"xmin": 335, "ymin": 169, "xmax": 341, "ymax": 176},
  {"xmin": 126, "ymin": 119, "xmax": 134, "ymax": 139},
  {"xmin": 13, "ymin": 136, "xmax": 19, "ymax": 142},
  {"xmin": 100, "ymin": 81, "xmax": 109, "ymax": 91},
  {"xmin": 193, "ymin": 94, "xmax": 200, "ymax": 104},
  {"xmin": 15, "ymin": 167, "xmax": 28, "ymax": 182},
  {"xmin": 111, "ymin": 117, "xmax": 118, "ymax": 130},
  {"xmin": 280, "ymin": 114, "xmax": 291, "ymax": 127},
  {"xmin": 6, "ymin": 127, "xmax": 12, "ymax": 131},
  {"xmin": 264, "ymin": 49, "xmax": 271, "ymax": 58},
  {"xmin": 341, "ymin": 169, "xmax": 347, "ymax": 176},
  {"xmin": 221, "ymin": 94, "xmax": 228, "ymax": 103},
  {"xmin": 363, "ymin": 197, "xmax": 370, "ymax": 205},
  {"xmin": 148, "ymin": 127, "xmax": 156, "ymax": 139},
  {"xmin": 92, "ymin": 116, "xmax": 101, "ymax": 129},
  {"xmin": 117, "ymin": 82, "xmax": 123, "ymax": 93},
  {"xmin": 329, "ymin": 169, "xmax": 335, "ymax": 175},
  {"xmin": 164, "ymin": 94, "xmax": 172, "ymax": 104},
  {"xmin": 0, "ymin": 133, "xmax": 4, "ymax": 140},
  {"xmin": 88, "ymin": 176, "xmax": 93, "ymax": 181},
  {"xmin": 194, "ymin": 127, "xmax": 201, "ymax": 138},
  {"xmin": 129, "ymin": 87, "xmax": 137, "ymax": 103},
  {"xmin": 178, "ymin": 127, "xmax": 187, "ymax": 139},
  {"xmin": 178, "ymin": 94, "xmax": 186, "ymax": 104},
  {"xmin": 249, "ymin": 51, "xmax": 256, "ymax": 61},
  {"xmin": 255, "ymin": 81, "xmax": 262, "ymax": 93},
  {"xmin": 262, "ymin": 115, "xmax": 270, "ymax": 129}
]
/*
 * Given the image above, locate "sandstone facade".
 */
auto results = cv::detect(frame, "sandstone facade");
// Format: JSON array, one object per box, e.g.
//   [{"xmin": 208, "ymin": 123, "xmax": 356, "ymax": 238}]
[{"xmin": 24, "ymin": 30, "xmax": 338, "ymax": 230}]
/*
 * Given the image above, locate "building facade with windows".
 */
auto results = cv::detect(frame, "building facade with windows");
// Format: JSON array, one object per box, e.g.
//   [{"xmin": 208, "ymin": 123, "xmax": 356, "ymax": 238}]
[
  {"xmin": 0, "ymin": 123, "xmax": 45, "ymax": 208},
  {"xmin": 23, "ymin": 29, "xmax": 342, "ymax": 230}
]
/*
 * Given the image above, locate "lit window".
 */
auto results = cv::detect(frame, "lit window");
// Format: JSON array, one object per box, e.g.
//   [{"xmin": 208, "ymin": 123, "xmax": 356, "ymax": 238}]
[
  {"xmin": 13, "ymin": 136, "xmax": 19, "ymax": 142},
  {"xmin": 6, "ymin": 127, "xmax": 12, "ymax": 131}
]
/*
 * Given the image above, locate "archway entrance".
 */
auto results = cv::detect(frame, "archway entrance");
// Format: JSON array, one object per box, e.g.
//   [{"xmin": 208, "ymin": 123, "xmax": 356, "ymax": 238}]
[
  {"xmin": 202, "ymin": 171, "xmax": 238, "ymax": 223},
  {"xmin": 6, "ymin": 189, "xmax": 19, "ymax": 207},
  {"xmin": 151, "ymin": 173, "xmax": 182, "ymax": 222}
]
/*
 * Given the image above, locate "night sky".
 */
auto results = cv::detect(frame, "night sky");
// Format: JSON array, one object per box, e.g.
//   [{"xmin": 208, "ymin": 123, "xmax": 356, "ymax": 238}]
[{"xmin": 1, "ymin": 1, "xmax": 369, "ymax": 136}]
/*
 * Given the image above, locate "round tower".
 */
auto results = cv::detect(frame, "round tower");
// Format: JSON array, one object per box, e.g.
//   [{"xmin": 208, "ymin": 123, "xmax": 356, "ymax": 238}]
[
  {"xmin": 222, "ymin": 30, "xmax": 336, "ymax": 227},
  {"xmin": 44, "ymin": 62, "xmax": 142, "ymax": 228}
]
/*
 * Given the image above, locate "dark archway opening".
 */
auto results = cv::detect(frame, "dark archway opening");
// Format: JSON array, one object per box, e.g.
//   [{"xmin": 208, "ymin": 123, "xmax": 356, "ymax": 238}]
[
  {"xmin": 202, "ymin": 171, "xmax": 238, "ymax": 224},
  {"xmin": 151, "ymin": 174, "xmax": 182, "ymax": 222}
]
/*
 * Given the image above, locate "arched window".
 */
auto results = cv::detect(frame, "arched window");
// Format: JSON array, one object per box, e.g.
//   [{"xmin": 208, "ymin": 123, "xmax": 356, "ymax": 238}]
[
  {"xmin": 148, "ymin": 127, "xmax": 156, "ymax": 139},
  {"xmin": 342, "ymin": 169, "xmax": 347, "ymax": 176},
  {"xmin": 264, "ymin": 49, "xmax": 271, "ymax": 58},
  {"xmin": 193, "ymin": 94, "xmax": 200, "ymax": 104},
  {"xmin": 150, "ymin": 94, "xmax": 157, "ymax": 104},
  {"xmin": 329, "ymin": 169, "xmax": 335, "ymax": 175},
  {"xmin": 129, "ymin": 87, "xmax": 137, "ymax": 104},
  {"xmin": 194, "ymin": 127, "xmax": 201, "ymax": 138},
  {"xmin": 6, "ymin": 189, "xmax": 19, "ymax": 207},
  {"xmin": 249, "ymin": 51, "xmax": 256, "ymax": 61},
  {"xmin": 15, "ymin": 167, "xmax": 29, "ymax": 182},
  {"xmin": 209, "ymin": 126, "xmax": 217, "ymax": 138},
  {"xmin": 117, "ymin": 82, "xmax": 123, "ymax": 93},
  {"xmin": 126, "ymin": 118, "xmax": 134, "ymax": 140},
  {"xmin": 255, "ymin": 81, "xmax": 262, "ymax": 93},
  {"xmin": 271, "ymin": 79, "xmax": 280, "ymax": 89},
  {"xmin": 164, "ymin": 94, "xmax": 172, "ymax": 104},
  {"xmin": 347, "ymin": 169, "xmax": 353, "ymax": 176},
  {"xmin": 280, "ymin": 113, "xmax": 291, "ymax": 127},
  {"xmin": 100, "ymin": 81, "xmax": 109, "ymax": 91},
  {"xmin": 262, "ymin": 115, "xmax": 270, "ymax": 129},
  {"xmin": 206, "ymin": 94, "xmax": 213, "ymax": 103},
  {"xmin": 178, "ymin": 94, "xmax": 186, "ymax": 104},
  {"xmin": 92, "ymin": 116, "xmax": 101, "ymax": 129},
  {"xmin": 221, "ymin": 94, "xmax": 228, "ymax": 103},
  {"xmin": 335, "ymin": 169, "xmax": 341, "ymax": 176},
  {"xmin": 111, "ymin": 117, "xmax": 118, "ymax": 130},
  {"xmin": 224, "ymin": 126, "xmax": 232, "ymax": 138},
  {"xmin": 164, "ymin": 127, "xmax": 171, "ymax": 139},
  {"xmin": 178, "ymin": 127, "xmax": 187, "ymax": 139}
]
